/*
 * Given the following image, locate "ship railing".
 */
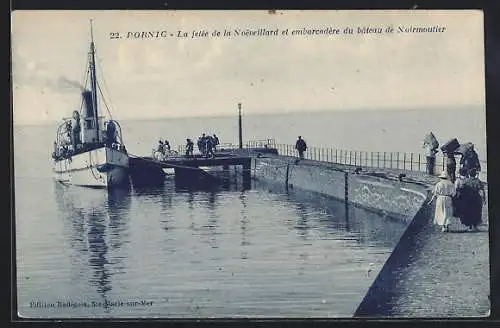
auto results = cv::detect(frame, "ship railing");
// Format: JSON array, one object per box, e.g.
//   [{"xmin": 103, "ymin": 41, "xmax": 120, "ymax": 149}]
[
  {"xmin": 53, "ymin": 117, "xmax": 129, "ymax": 159},
  {"xmin": 53, "ymin": 120, "xmax": 73, "ymax": 157}
]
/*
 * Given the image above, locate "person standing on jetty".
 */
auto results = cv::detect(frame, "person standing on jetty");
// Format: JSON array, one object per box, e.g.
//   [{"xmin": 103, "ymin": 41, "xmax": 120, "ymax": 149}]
[
  {"xmin": 429, "ymin": 171, "xmax": 456, "ymax": 232},
  {"xmin": 205, "ymin": 134, "xmax": 214, "ymax": 158},
  {"xmin": 295, "ymin": 136, "xmax": 307, "ymax": 159},
  {"xmin": 156, "ymin": 140, "xmax": 165, "ymax": 159},
  {"xmin": 212, "ymin": 134, "xmax": 220, "ymax": 152},
  {"xmin": 444, "ymin": 150, "xmax": 457, "ymax": 183},
  {"xmin": 424, "ymin": 144, "xmax": 438, "ymax": 175},
  {"xmin": 185, "ymin": 138, "xmax": 194, "ymax": 157},
  {"xmin": 455, "ymin": 168, "xmax": 485, "ymax": 231},
  {"xmin": 163, "ymin": 139, "xmax": 171, "ymax": 153},
  {"xmin": 460, "ymin": 144, "xmax": 481, "ymax": 173},
  {"xmin": 423, "ymin": 133, "xmax": 439, "ymax": 175},
  {"xmin": 453, "ymin": 167, "xmax": 468, "ymax": 221},
  {"xmin": 197, "ymin": 135, "xmax": 203, "ymax": 155}
]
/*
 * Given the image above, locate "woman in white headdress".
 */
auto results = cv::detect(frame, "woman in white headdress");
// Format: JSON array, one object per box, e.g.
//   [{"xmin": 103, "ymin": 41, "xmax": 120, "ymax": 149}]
[{"xmin": 428, "ymin": 171, "xmax": 456, "ymax": 232}]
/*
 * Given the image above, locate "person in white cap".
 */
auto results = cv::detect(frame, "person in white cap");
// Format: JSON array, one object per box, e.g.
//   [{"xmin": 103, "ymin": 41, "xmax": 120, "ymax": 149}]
[{"xmin": 428, "ymin": 171, "xmax": 456, "ymax": 232}]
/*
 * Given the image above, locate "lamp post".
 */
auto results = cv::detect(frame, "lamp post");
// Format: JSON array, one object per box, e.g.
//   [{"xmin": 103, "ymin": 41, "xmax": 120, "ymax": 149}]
[{"xmin": 238, "ymin": 102, "xmax": 243, "ymax": 149}]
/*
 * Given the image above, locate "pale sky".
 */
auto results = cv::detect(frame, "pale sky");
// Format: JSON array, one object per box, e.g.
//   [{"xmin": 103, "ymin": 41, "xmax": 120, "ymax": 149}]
[{"xmin": 11, "ymin": 10, "xmax": 485, "ymax": 125}]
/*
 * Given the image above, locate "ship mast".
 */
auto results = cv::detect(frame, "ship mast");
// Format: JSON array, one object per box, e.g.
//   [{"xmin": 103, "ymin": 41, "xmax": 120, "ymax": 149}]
[{"xmin": 89, "ymin": 19, "xmax": 100, "ymax": 143}]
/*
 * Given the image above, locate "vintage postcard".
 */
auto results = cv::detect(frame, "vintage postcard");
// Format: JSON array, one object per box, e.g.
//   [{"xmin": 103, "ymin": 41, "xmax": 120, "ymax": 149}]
[{"xmin": 12, "ymin": 10, "xmax": 489, "ymax": 318}]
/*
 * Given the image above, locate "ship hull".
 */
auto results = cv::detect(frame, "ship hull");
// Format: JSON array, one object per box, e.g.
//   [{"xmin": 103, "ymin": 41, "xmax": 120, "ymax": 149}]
[{"xmin": 53, "ymin": 146, "xmax": 129, "ymax": 188}]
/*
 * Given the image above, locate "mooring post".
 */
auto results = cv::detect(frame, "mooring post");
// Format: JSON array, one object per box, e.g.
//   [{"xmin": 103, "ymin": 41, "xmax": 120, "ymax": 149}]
[{"xmin": 238, "ymin": 102, "xmax": 243, "ymax": 149}]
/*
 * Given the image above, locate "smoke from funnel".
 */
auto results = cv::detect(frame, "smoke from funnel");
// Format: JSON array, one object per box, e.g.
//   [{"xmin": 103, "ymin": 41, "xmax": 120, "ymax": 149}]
[{"xmin": 57, "ymin": 77, "xmax": 84, "ymax": 91}]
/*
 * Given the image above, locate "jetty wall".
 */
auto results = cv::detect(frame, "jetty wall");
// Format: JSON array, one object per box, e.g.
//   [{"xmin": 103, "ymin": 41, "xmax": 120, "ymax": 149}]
[{"xmin": 252, "ymin": 156, "xmax": 429, "ymax": 222}]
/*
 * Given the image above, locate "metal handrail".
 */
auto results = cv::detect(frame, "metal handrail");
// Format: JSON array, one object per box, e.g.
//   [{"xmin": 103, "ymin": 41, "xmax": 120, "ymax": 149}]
[{"xmin": 271, "ymin": 142, "xmax": 487, "ymax": 178}]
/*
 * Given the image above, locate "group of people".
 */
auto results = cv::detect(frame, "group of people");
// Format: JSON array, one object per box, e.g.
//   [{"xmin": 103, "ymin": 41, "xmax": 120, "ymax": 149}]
[
  {"xmin": 156, "ymin": 139, "xmax": 171, "ymax": 154},
  {"xmin": 290, "ymin": 134, "xmax": 484, "ymax": 233},
  {"xmin": 430, "ymin": 166, "xmax": 485, "ymax": 233},
  {"xmin": 153, "ymin": 134, "xmax": 221, "ymax": 159},
  {"xmin": 192, "ymin": 133, "xmax": 220, "ymax": 158},
  {"xmin": 424, "ymin": 136, "xmax": 481, "ymax": 182},
  {"xmin": 443, "ymin": 145, "xmax": 481, "ymax": 184},
  {"xmin": 154, "ymin": 139, "xmax": 174, "ymax": 160},
  {"xmin": 424, "ymin": 135, "xmax": 485, "ymax": 232},
  {"xmin": 183, "ymin": 133, "xmax": 220, "ymax": 158}
]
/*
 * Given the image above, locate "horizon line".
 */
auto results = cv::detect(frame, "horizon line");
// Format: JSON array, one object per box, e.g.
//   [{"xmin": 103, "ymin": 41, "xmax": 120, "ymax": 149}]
[{"xmin": 12, "ymin": 105, "xmax": 484, "ymax": 127}]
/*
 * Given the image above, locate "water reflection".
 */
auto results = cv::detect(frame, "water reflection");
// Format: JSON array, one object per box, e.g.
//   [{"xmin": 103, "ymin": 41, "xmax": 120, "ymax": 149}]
[
  {"xmin": 203, "ymin": 191, "xmax": 219, "ymax": 249},
  {"xmin": 239, "ymin": 192, "xmax": 249, "ymax": 260},
  {"xmin": 131, "ymin": 184, "xmax": 165, "ymax": 197},
  {"xmin": 286, "ymin": 188, "xmax": 407, "ymax": 248},
  {"xmin": 206, "ymin": 191, "xmax": 218, "ymax": 211},
  {"xmin": 107, "ymin": 187, "xmax": 133, "ymax": 249},
  {"xmin": 170, "ymin": 176, "xmax": 253, "ymax": 251},
  {"xmin": 173, "ymin": 168, "xmax": 251, "ymax": 193},
  {"xmin": 293, "ymin": 203, "xmax": 310, "ymax": 240},
  {"xmin": 54, "ymin": 183, "xmax": 132, "ymax": 309},
  {"xmin": 222, "ymin": 169, "xmax": 230, "ymax": 190},
  {"xmin": 160, "ymin": 187, "xmax": 173, "ymax": 211},
  {"xmin": 344, "ymin": 202, "xmax": 350, "ymax": 231},
  {"xmin": 186, "ymin": 191, "xmax": 195, "ymax": 211},
  {"xmin": 87, "ymin": 213, "xmax": 111, "ymax": 299}
]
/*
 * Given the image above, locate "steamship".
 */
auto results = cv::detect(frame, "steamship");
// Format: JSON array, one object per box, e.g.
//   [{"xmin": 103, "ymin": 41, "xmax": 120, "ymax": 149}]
[{"xmin": 52, "ymin": 21, "xmax": 129, "ymax": 188}]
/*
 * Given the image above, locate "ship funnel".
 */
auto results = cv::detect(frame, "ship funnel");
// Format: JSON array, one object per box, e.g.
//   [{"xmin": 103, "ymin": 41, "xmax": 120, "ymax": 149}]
[{"xmin": 82, "ymin": 90, "xmax": 94, "ymax": 118}]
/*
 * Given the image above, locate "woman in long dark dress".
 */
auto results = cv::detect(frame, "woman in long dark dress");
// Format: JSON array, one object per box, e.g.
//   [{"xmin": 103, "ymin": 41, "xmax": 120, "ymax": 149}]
[
  {"xmin": 458, "ymin": 168, "xmax": 486, "ymax": 231},
  {"xmin": 453, "ymin": 167, "xmax": 468, "ymax": 220}
]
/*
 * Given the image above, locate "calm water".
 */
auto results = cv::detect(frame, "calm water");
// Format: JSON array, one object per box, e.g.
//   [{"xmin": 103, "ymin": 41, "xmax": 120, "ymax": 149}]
[
  {"xmin": 15, "ymin": 109, "xmax": 480, "ymax": 317},
  {"xmin": 16, "ymin": 176, "xmax": 408, "ymax": 318}
]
